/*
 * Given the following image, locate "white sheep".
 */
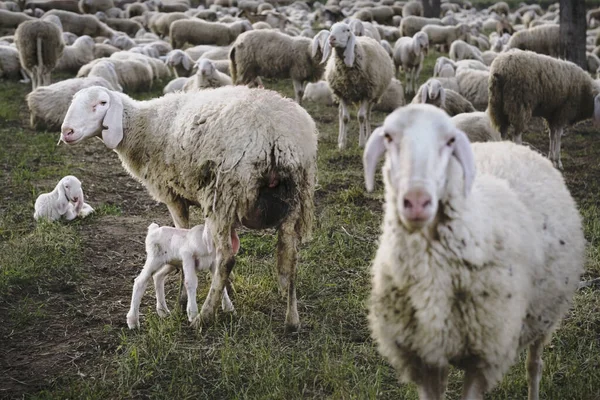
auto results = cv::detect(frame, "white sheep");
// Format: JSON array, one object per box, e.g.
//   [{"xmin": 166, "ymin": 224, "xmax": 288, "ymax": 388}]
[
  {"xmin": 412, "ymin": 79, "xmax": 476, "ymax": 116},
  {"xmin": 170, "ymin": 19, "xmax": 253, "ymax": 48},
  {"xmin": 182, "ymin": 58, "xmax": 232, "ymax": 91},
  {"xmin": 60, "ymin": 85, "xmax": 317, "ymax": 331},
  {"xmin": 451, "ymin": 111, "xmax": 501, "ymax": 142},
  {"xmin": 55, "ymin": 35, "xmax": 96, "ymax": 74},
  {"xmin": 321, "ymin": 22, "xmax": 394, "ymax": 149},
  {"xmin": 163, "ymin": 76, "xmax": 189, "ymax": 94},
  {"xmin": 302, "ymin": 80, "xmax": 334, "ymax": 106},
  {"xmin": 449, "ymin": 39, "xmax": 484, "ymax": 62},
  {"xmin": 364, "ymin": 104, "xmax": 584, "ymax": 400},
  {"xmin": 392, "ymin": 31, "xmax": 429, "ymax": 94},
  {"xmin": 126, "ymin": 222, "xmax": 235, "ymax": 329},
  {"xmin": 34, "ymin": 175, "xmax": 94, "ymax": 221},
  {"xmin": 422, "ymin": 23, "xmax": 470, "ymax": 53}
]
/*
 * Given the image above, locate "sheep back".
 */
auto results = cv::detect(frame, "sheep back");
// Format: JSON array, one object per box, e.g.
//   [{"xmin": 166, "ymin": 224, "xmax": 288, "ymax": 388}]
[
  {"xmin": 14, "ymin": 20, "xmax": 65, "ymax": 72},
  {"xmin": 506, "ymin": 24, "xmax": 559, "ymax": 58}
]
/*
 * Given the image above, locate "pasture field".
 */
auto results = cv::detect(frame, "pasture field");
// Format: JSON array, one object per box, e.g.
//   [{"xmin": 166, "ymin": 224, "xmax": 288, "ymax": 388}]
[{"xmin": 1, "ymin": 52, "xmax": 599, "ymax": 400}]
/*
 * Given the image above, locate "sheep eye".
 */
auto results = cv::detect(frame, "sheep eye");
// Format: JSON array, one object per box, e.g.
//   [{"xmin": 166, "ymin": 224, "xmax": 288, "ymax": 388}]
[
  {"xmin": 384, "ymin": 133, "xmax": 392, "ymax": 143},
  {"xmin": 446, "ymin": 137, "xmax": 456, "ymax": 146},
  {"xmin": 100, "ymin": 101, "xmax": 107, "ymax": 106}
]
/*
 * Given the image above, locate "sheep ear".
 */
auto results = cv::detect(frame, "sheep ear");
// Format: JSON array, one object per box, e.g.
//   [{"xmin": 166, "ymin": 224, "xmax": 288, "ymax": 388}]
[
  {"xmin": 344, "ymin": 32, "xmax": 356, "ymax": 67},
  {"xmin": 594, "ymin": 94, "xmax": 600, "ymax": 126},
  {"xmin": 420, "ymin": 85, "xmax": 428, "ymax": 103},
  {"xmin": 320, "ymin": 35, "xmax": 331, "ymax": 64},
  {"xmin": 101, "ymin": 91, "xmax": 123, "ymax": 149},
  {"xmin": 56, "ymin": 184, "xmax": 69, "ymax": 215},
  {"xmin": 182, "ymin": 54, "xmax": 191, "ymax": 70},
  {"xmin": 312, "ymin": 30, "xmax": 328, "ymax": 58},
  {"xmin": 363, "ymin": 127, "xmax": 387, "ymax": 192},
  {"xmin": 452, "ymin": 129, "xmax": 476, "ymax": 196},
  {"xmin": 439, "ymin": 87, "xmax": 446, "ymax": 108}
]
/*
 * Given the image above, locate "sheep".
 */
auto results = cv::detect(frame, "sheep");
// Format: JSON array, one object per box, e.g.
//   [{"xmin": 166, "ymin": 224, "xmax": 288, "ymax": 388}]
[
  {"xmin": 14, "ymin": 20, "xmax": 65, "ymax": 90},
  {"xmin": 24, "ymin": 0, "xmax": 81, "ymax": 13},
  {"xmin": 438, "ymin": 63, "xmax": 455, "ymax": 77},
  {"xmin": 587, "ymin": 52, "xmax": 600, "ymax": 75},
  {"xmin": 163, "ymin": 76, "xmax": 189, "ymax": 94},
  {"xmin": 380, "ymin": 39, "xmax": 393, "ymax": 58},
  {"xmin": 422, "ymin": 23, "xmax": 470, "ymax": 53},
  {"xmin": 302, "ymin": 80, "xmax": 334, "ymax": 106},
  {"xmin": 434, "ymin": 57, "xmax": 488, "ymax": 77},
  {"xmin": 399, "ymin": 16, "xmax": 443, "ymax": 37},
  {"xmin": 392, "ymin": 31, "xmax": 429, "ymax": 94},
  {"xmin": 110, "ymin": 50, "xmax": 171, "ymax": 81},
  {"xmin": 0, "ymin": 44, "xmax": 27, "ymax": 81},
  {"xmin": 449, "ymin": 39, "xmax": 483, "ymax": 62},
  {"xmin": 34, "ymin": 175, "xmax": 94, "ymax": 221},
  {"xmin": 506, "ymin": 24, "xmax": 559, "ymax": 57},
  {"xmin": 455, "ymin": 69, "xmax": 489, "ymax": 111},
  {"xmin": 79, "ymin": 58, "xmax": 152, "ymax": 92},
  {"xmin": 43, "ymin": 10, "xmax": 116, "ymax": 39},
  {"xmin": 321, "ymin": 22, "xmax": 394, "ymax": 150},
  {"xmin": 79, "ymin": 0, "xmax": 114, "ymax": 14},
  {"xmin": 105, "ymin": 17, "xmax": 144, "ymax": 37},
  {"xmin": 60, "ymin": 85, "xmax": 317, "ymax": 331},
  {"xmin": 125, "ymin": 1, "xmax": 148, "ymax": 18},
  {"xmin": 489, "ymin": 49, "xmax": 600, "ymax": 170},
  {"xmin": 198, "ymin": 46, "xmax": 231, "ymax": 61},
  {"xmin": 363, "ymin": 104, "xmax": 584, "ymax": 400},
  {"xmin": 412, "ymin": 79, "xmax": 476, "ymax": 116},
  {"xmin": 55, "ymin": 35, "xmax": 95, "ymax": 74},
  {"xmin": 0, "ymin": 10, "xmax": 34, "ymax": 32},
  {"xmin": 27, "ymin": 75, "xmax": 120, "ymax": 130},
  {"xmin": 94, "ymin": 42, "xmax": 120, "ymax": 58},
  {"xmin": 229, "ymin": 29, "xmax": 328, "ymax": 104},
  {"xmin": 401, "ymin": 0, "xmax": 423, "ymax": 17},
  {"xmin": 164, "ymin": 49, "xmax": 194, "ymax": 77},
  {"xmin": 373, "ymin": 78, "xmax": 405, "ymax": 112},
  {"xmin": 126, "ymin": 222, "xmax": 235, "ymax": 329},
  {"xmin": 170, "ymin": 19, "xmax": 253, "ymax": 48},
  {"xmin": 148, "ymin": 12, "xmax": 189, "ymax": 37},
  {"xmin": 182, "ymin": 58, "xmax": 231, "ymax": 91},
  {"xmin": 451, "ymin": 111, "xmax": 501, "ymax": 142}
]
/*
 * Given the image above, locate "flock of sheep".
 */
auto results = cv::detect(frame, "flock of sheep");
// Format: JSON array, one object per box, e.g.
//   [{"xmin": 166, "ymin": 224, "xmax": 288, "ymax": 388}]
[{"xmin": 1, "ymin": 0, "xmax": 598, "ymax": 398}]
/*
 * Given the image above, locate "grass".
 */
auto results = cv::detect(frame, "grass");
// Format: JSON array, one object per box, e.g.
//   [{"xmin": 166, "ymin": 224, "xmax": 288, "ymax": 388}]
[{"xmin": 0, "ymin": 50, "xmax": 599, "ymax": 400}]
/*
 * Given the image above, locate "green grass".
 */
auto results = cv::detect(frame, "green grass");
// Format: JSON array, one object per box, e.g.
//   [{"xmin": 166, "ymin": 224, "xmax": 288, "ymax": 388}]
[{"xmin": 0, "ymin": 52, "xmax": 599, "ymax": 400}]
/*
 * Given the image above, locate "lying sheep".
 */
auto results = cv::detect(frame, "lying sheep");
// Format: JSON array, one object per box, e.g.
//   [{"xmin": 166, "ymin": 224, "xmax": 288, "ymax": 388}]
[
  {"xmin": 302, "ymin": 80, "xmax": 334, "ymax": 106},
  {"xmin": 434, "ymin": 56, "xmax": 488, "ymax": 77},
  {"xmin": 170, "ymin": 19, "xmax": 253, "ymax": 48},
  {"xmin": 412, "ymin": 79, "xmax": 476, "ymax": 116},
  {"xmin": 489, "ymin": 49, "xmax": 600, "ymax": 170},
  {"xmin": 164, "ymin": 49, "xmax": 194, "ymax": 77},
  {"xmin": 163, "ymin": 76, "xmax": 189, "ymax": 94},
  {"xmin": 364, "ymin": 104, "xmax": 584, "ymax": 400},
  {"xmin": 229, "ymin": 29, "xmax": 328, "ymax": 104},
  {"xmin": 55, "ymin": 35, "xmax": 95, "ymax": 74},
  {"xmin": 451, "ymin": 111, "xmax": 501, "ymax": 142},
  {"xmin": 126, "ymin": 222, "xmax": 235, "ymax": 329},
  {"xmin": 506, "ymin": 24, "xmax": 559, "ymax": 57},
  {"xmin": 449, "ymin": 39, "xmax": 484, "ymax": 62},
  {"xmin": 393, "ymin": 31, "xmax": 429, "ymax": 94},
  {"xmin": 182, "ymin": 58, "xmax": 231, "ymax": 91},
  {"xmin": 14, "ymin": 19, "xmax": 65, "ymax": 90},
  {"xmin": 422, "ymin": 23, "xmax": 470, "ymax": 53},
  {"xmin": 34, "ymin": 175, "xmax": 94, "ymax": 221},
  {"xmin": 322, "ymin": 22, "xmax": 394, "ymax": 150},
  {"xmin": 60, "ymin": 85, "xmax": 317, "ymax": 331},
  {"xmin": 373, "ymin": 78, "xmax": 405, "ymax": 112}
]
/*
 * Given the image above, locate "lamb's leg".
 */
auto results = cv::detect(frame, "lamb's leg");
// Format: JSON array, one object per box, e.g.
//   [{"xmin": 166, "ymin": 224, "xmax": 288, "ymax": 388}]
[
  {"xmin": 338, "ymin": 99, "xmax": 350, "ymax": 150},
  {"xmin": 357, "ymin": 99, "xmax": 370, "ymax": 148},
  {"xmin": 415, "ymin": 365, "xmax": 449, "ymax": 400},
  {"xmin": 292, "ymin": 79, "xmax": 304, "ymax": 105},
  {"xmin": 461, "ymin": 367, "xmax": 487, "ymax": 400},
  {"xmin": 414, "ymin": 62, "xmax": 423, "ymax": 92},
  {"xmin": 276, "ymin": 221, "xmax": 300, "ymax": 332},
  {"xmin": 193, "ymin": 230, "xmax": 235, "ymax": 328},
  {"xmin": 527, "ymin": 338, "xmax": 544, "ymax": 400},
  {"xmin": 126, "ymin": 261, "xmax": 160, "ymax": 329},
  {"xmin": 153, "ymin": 263, "xmax": 176, "ymax": 317},
  {"xmin": 167, "ymin": 200, "xmax": 190, "ymax": 310},
  {"xmin": 550, "ymin": 126, "xmax": 563, "ymax": 170},
  {"xmin": 221, "ymin": 285, "xmax": 234, "ymax": 312},
  {"xmin": 181, "ymin": 252, "xmax": 199, "ymax": 322}
]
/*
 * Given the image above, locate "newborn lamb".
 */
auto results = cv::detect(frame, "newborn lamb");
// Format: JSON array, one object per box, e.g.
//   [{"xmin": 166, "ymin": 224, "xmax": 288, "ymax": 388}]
[{"xmin": 33, "ymin": 175, "xmax": 94, "ymax": 221}]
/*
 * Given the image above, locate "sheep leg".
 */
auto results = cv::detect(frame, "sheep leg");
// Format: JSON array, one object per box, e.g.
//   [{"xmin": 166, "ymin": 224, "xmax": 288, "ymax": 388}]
[
  {"xmin": 461, "ymin": 367, "xmax": 487, "ymax": 400},
  {"xmin": 527, "ymin": 338, "xmax": 544, "ymax": 400},
  {"xmin": 167, "ymin": 200, "xmax": 190, "ymax": 310},
  {"xmin": 414, "ymin": 63, "xmax": 423, "ymax": 93},
  {"xmin": 19, "ymin": 68, "xmax": 30, "ymax": 84},
  {"xmin": 338, "ymin": 99, "xmax": 350, "ymax": 150},
  {"xmin": 292, "ymin": 79, "xmax": 304, "ymax": 104},
  {"xmin": 153, "ymin": 263, "xmax": 176, "ymax": 317},
  {"xmin": 126, "ymin": 261, "xmax": 160, "ymax": 329},
  {"xmin": 182, "ymin": 252, "xmax": 199, "ymax": 322},
  {"xmin": 549, "ymin": 126, "xmax": 563, "ymax": 170},
  {"xmin": 415, "ymin": 365, "xmax": 449, "ymax": 400},
  {"xmin": 357, "ymin": 99, "xmax": 370, "ymax": 148},
  {"xmin": 276, "ymin": 221, "xmax": 299, "ymax": 332}
]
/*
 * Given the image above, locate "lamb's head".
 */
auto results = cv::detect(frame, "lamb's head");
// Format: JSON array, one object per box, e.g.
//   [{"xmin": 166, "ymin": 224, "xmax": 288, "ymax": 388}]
[
  {"xmin": 321, "ymin": 22, "xmax": 356, "ymax": 67},
  {"xmin": 423, "ymin": 79, "xmax": 446, "ymax": 107},
  {"xmin": 433, "ymin": 56, "xmax": 454, "ymax": 76},
  {"xmin": 197, "ymin": 59, "xmax": 216, "ymax": 78},
  {"xmin": 165, "ymin": 49, "xmax": 191, "ymax": 71},
  {"xmin": 74, "ymin": 35, "xmax": 95, "ymax": 49},
  {"xmin": 58, "ymin": 175, "xmax": 83, "ymax": 204},
  {"xmin": 61, "ymin": 86, "xmax": 124, "ymax": 150},
  {"xmin": 413, "ymin": 31, "xmax": 429, "ymax": 56},
  {"xmin": 363, "ymin": 104, "xmax": 475, "ymax": 232}
]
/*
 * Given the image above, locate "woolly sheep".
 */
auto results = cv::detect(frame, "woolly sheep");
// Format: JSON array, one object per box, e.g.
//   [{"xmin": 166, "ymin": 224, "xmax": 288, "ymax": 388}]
[
  {"xmin": 170, "ymin": 19, "xmax": 253, "ymax": 48},
  {"xmin": 380, "ymin": 39, "xmax": 393, "ymax": 58},
  {"xmin": 399, "ymin": 16, "xmax": 443, "ymax": 37},
  {"xmin": 401, "ymin": 1, "xmax": 423, "ymax": 17},
  {"xmin": 148, "ymin": 12, "xmax": 189, "ymax": 37},
  {"xmin": 434, "ymin": 57, "xmax": 488, "ymax": 77},
  {"xmin": 422, "ymin": 23, "xmax": 470, "ymax": 53},
  {"xmin": 0, "ymin": 10, "xmax": 34, "ymax": 32},
  {"xmin": 126, "ymin": 222, "xmax": 235, "ymax": 329},
  {"xmin": 163, "ymin": 76, "xmax": 189, "ymax": 93},
  {"xmin": 164, "ymin": 49, "xmax": 194, "ymax": 77},
  {"xmin": 43, "ymin": 10, "xmax": 116, "ymax": 39},
  {"xmin": 229, "ymin": 29, "xmax": 328, "ymax": 104},
  {"xmin": 364, "ymin": 104, "xmax": 584, "ymax": 400},
  {"xmin": 455, "ymin": 69, "xmax": 489, "ymax": 111},
  {"xmin": 14, "ymin": 19, "xmax": 65, "ymax": 90},
  {"xmin": 198, "ymin": 46, "xmax": 231, "ymax": 61},
  {"xmin": 0, "ymin": 44, "xmax": 26, "ymax": 81},
  {"xmin": 60, "ymin": 85, "xmax": 317, "ymax": 331},
  {"xmin": 412, "ymin": 79, "xmax": 476, "ymax": 116},
  {"xmin": 489, "ymin": 49, "xmax": 600, "ymax": 170},
  {"xmin": 79, "ymin": 0, "xmax": 114, "ymax": 14},
  {"xmin": 438, "ymin": 64, "xmax": 455, "ymax": 77},
  {"xmin": 392, "ymin": 31, "xmax": 429, "ymax": 94},
  {"xmin": 182, "ymin": 58, "xmax": 231, "ymax": 91},
  {"xmin": 55, "ymin": 35, "xmax": 95, "ymax": 74},
  {"xmin": 373, "ymin": 78, "xmax": 405, "ymax": 112},
  {"xmin": 451, "ymin": 111, "xmax": 501, "ymax": 142},
  {"xmin": 93, "ymin": 42, "xmax": 120, "ymax": 58},
  {"xmin": 27, "ymin": 75, "xmax": 120, "ymax": 130},
  {"xmin": 110, "ymin": 50, "xmax": 171, "ymax": 81},
  {"xmin": 105, "ymin": 17, "xmax": 144, "ymax": 37},
  {"xmin": 302, "ymin": 80, "xmax": 334, "ymax": 106},
  {"xmin": 79, "ymin": 57, "xmax": 152, "ymax": 92},
  {"xmin": 449, "ymin": 39, "xmax": 483, "ymax": 62},
  {"xmin": 322, "ymin": 22, "xmax": 394, "ymax": 149},
  {"xmin": 506, "ymin": 24, "xmax": 559, "ymax": 57},
  {"xmin": 34, "ymin": 175, "xmax": 94, "ymax": 221}
]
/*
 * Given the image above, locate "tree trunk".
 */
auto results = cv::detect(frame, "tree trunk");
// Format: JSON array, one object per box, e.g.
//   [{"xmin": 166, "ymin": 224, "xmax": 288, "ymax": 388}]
[
  {"xmin": 421, "ymin": 0, "xmax": 441, "ymax": 18},
  {"xmin": 559, "ymin": 0, "xmax": 586, "ymax": 69}
]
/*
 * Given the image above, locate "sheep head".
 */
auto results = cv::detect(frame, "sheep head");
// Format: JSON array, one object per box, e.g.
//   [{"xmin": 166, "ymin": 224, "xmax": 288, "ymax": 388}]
[
  {"xmin": 61, "ymin": 86, "xmax": 124, "ymax": 150},
  {"xmin": 58, "ymin": 175, "xmax": 83, "ymax": 205},
  {"xmin": 197, "ymin": 59, "xmax": 215, "ymax": 77},
  {"xmin": 321, "ymin": 22, "xmax": 356, "ymax": 67},
  {"xmin": 363, "ymin": 105, "xmax": 475, "ymax": 232},
  {"xmin": 425, "ymin": 79, "xmax": 446, "ymax": 107},
  {"xmin": 413, "ymin": 31, "xmax": 429, "ymax": 57}
]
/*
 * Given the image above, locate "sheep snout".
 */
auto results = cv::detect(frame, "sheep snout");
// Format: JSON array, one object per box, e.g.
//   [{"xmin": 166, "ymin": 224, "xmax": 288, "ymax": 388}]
[{"xmin": 402, "ymin": 188, "xmax": 433, "ymax": 226}]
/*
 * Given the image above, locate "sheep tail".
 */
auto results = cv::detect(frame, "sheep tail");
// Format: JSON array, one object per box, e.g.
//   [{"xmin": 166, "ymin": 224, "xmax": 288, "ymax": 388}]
[
  {"xmin": 487, "ymin": 71, "xmax": 508, "ymax": 135},
  {"xmin": 229, "ymin": 46, "xmax": 237, "ymax": 84}
]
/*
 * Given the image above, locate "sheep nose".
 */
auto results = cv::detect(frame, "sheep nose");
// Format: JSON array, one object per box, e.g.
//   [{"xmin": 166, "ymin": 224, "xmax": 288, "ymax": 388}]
[
  {"xmin": 72, "ymin": 196, "xmax": 79, "ymax": 202},
  {"xmin": 403, "ymin": 189, "xmax": 432, "ymax": 221},
  {"xmin": 62, "ymin": 127, "xmax": 74, "ymax": 137}
]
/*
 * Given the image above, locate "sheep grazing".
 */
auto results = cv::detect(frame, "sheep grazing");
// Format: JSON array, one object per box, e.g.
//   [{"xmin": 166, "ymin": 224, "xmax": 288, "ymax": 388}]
[
  {"xmin": 412, "ymin": 79, "xmax": 476, "ymax": 116},
  {"xmin": 364, "ymin": 104, "xmax": 584, "ymax": 400},
  {"xmin": 506, "ymin": 24, "xmax": 559, "ymax": 57},
  {"xmin": 229, "ymin": 29, "xmax": 328, "ymax": 104},
  {"xmin": 321, "ymin": 22, "xmax": 394, "ymax": 150},
  {"xmin": 182, "ymin": 59, "xmax": 232, "ymax": 91},
  {"xmin": 451, "ymin": 111, "xmax": 501, "ymax": 142},
  {"xmin": 42, "ymin": 10, "xmax": 116, "ymax": 39},
  {"xmin": 165, "ymin": 49, "xmax": 195, "ymax": 77},
  {"xmin": 449, "ymin": 39, "xmax": 483, "ymax": 63},
  {"xmin": 399, "ymin": 16, "xmax": 443, "ymax": 37},
  {"xmin": 393, "ymin": 31, "xmax": 429, "ymax": 94},
  {"xmin": 14, "ymin": 19, "xmax": 65, "ymax": 90},
  {"xmin": 60, "ymin": 85, "xmax": 317, "ymax": 331},
  {"xmin": 34, "ymin": 175, "xmax": 94, "ymax": 221},
  {"xmin": 489, "ymin": 49, "xmax": 600, "ymax": 170},
  {"xmin": 55, "ymin": 35, "xmax": 95, "ymax": 74},
  {"xmin": 170, "ymin": 19, "xmax": 253, "ymax": 49},
  {"xmin": 421, "ymin": 23, "xmax": 470, "ymax": 53},
  {"xmin": 126, "ymin": 222, "xmax": 235, "ymax": 329}
]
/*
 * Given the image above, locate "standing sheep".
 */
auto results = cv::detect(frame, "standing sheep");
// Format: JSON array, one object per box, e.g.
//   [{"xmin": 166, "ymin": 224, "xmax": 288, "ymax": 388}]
[
  {"xmin": 60, "ymin": 85, "xmax": 317, "ymax": 331},
  {"xmin": 229, "ymin": 29, "xmax": 329, "ymax": 104},
  {"xmin": 321, "ymin": 22, "xmax": 394, "ymax": 150},
  {"xmin": 170, "ymin": 19, "xmax": 253, "ymax": 48},
  {"xmin": 506, "ymin": 24, "xmax": 559, "ymax": 57},
  {"xmin": 14, "ymin": 19, "xmax": 65, "ymax": 90},
  {"xmin": 42, "ymin": 10, "xmax": 117, "ymax": 39},
  {"xmin": 489, "ymin": 49, "xmax": 600, "ymax": 170},
  {"xmin": 364, "ymin": 104, "xmax": 584, "ymax": 400},
  {"xmin": 392, "ymin": 31, "xmax": 429, "ymax": 94},
  {"xmin": 422, "ymin": 23, "xmax": 470, "ymax": 53}
]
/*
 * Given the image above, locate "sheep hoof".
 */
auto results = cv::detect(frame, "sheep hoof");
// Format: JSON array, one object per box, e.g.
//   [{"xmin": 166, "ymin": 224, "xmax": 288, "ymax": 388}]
[
  {"xmin": 126, "ymin": 313, "xmax": 140, "ymax": 329},
  {"xmin": 156, "ymin": 307, "xmax": 170, "ymax": 318},
  {"xmin": 187, "ymin": 307, "xmax": 198, "ymax": 322},
  {"xmin": 284, "ymin": 321, "xmax": 300, "ymax": 333},
  {"xmin": 190, "ymin": 314, "xmax": 209, "ymax": 329}
]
